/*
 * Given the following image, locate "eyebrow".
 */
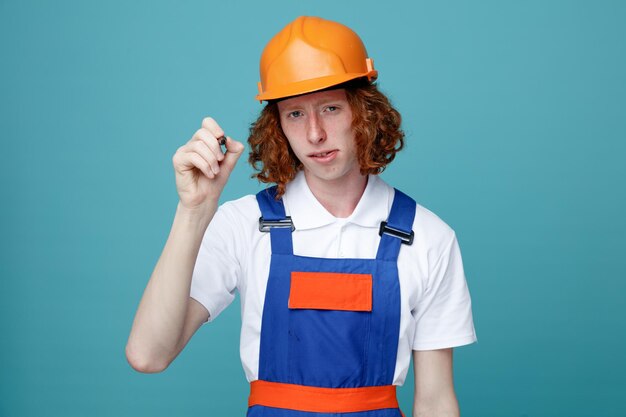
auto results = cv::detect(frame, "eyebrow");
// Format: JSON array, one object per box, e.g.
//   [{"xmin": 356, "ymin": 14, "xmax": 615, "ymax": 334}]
[{"xmin": 279, "ymin": 98, "xmax": 346, "ymax": 112}]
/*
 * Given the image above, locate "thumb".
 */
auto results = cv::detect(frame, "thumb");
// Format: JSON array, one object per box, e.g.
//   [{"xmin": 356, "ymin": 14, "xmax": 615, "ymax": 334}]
[{"xmin": 221, "ymin": 136, "xmax": 245, "ymax": 172}]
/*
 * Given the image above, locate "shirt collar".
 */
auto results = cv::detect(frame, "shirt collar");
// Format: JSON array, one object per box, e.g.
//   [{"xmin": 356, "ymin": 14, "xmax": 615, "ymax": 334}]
[{"xmin": 283, "ymin": 171, "xmax": 392, "ymax": 230}]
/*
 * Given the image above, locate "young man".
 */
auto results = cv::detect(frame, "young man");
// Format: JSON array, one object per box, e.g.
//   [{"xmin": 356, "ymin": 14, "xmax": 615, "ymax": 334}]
[{"xmin": 127, "ymin": 16, "xmax": 477, "ymax": 417}]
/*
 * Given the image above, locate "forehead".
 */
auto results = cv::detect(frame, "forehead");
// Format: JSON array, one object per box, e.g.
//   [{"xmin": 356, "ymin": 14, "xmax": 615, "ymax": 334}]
[{"xmin": 277, "ymin": 88, "xmax": 348, "ymax": 109}]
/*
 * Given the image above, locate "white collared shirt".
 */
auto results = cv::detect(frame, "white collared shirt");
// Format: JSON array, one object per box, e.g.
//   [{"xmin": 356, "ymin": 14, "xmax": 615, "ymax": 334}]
[{"xmin": 190, "ymin": 172, "xmax": 477, "ymax": 385}]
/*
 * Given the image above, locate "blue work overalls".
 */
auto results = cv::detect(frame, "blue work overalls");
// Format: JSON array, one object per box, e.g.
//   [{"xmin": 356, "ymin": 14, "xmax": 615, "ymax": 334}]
[{"xmin": 248, "ymin": 186, "xmax": 416, "ymax": 417}]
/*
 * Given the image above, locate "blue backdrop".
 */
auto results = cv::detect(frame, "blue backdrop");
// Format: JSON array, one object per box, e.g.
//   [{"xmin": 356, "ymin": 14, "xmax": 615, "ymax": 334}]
[{"xmin": 1, "ymin": 1, "xmax": 625, "ymax": 416}]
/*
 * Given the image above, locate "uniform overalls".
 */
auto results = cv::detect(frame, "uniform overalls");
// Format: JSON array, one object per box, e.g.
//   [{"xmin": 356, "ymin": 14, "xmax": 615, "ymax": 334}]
[{"xmin": 249, "ymin": 186, "xmax": 416, "ymax": 417}]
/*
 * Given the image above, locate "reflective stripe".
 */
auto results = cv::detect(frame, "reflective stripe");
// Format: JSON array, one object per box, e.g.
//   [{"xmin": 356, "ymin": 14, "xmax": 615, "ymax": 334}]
[
  {"xmin": 288, "ymin": 272, "xmax": 373, "ymax": 311},
  {"xmin": 248, "ymin": 380, "xmax": 398, "ymax": 413}
]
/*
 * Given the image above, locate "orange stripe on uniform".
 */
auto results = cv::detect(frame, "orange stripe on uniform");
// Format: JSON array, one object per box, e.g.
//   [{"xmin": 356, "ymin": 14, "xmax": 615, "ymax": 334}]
[
  {"xmin": 288, "ymin": 271, "xmax": 373, "ymax": 311},
  {"xmin": 248, "ymin": 380, "xmax": 399, "ymax": 413}
]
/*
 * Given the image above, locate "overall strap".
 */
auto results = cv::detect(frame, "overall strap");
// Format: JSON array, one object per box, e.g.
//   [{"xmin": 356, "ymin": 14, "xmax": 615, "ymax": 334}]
[
  {"xmin": 255, "ymin": 186, "xmax": 294, "ymax": 255},
  {"xmin": 376, "ymin": 189, "xmax": 417, "ymax": 261}
]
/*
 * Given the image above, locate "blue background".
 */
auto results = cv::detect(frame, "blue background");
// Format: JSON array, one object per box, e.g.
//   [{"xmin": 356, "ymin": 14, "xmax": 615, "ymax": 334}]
[{"xmin": 1, "ymin": 1, "xmax": 625, "ymax": 416}]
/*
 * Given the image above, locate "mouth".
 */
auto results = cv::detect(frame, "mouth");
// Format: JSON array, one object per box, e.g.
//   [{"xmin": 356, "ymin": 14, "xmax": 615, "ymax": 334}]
[{"xmin": 309, "ymin": 150, "xmax": 338, "ymax": 158}]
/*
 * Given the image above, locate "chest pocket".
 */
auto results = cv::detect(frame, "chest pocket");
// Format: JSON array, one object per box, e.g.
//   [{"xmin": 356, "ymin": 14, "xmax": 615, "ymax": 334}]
[
  {"xmin": 288, "ymin": 272, "xmax": 373, "ymax": 312},
  {"xmin": 287, "ymin": 271, "xmax": 373, "ymax": 387}
]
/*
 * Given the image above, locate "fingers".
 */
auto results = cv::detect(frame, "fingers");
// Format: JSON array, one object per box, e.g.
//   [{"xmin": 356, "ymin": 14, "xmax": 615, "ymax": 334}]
[
  {"xmin": 173, "ymin": 139, "xmax": 222, "ymax": 177},
  {"xmin": 196, "ymin": 116, "xmax": 226, "ymax": 158},
  {"xmin": 217, "ymin": 137, "xmax": 243, "ymax": 173},
  {"xmin": 181, "ymin": 118, "xmax": 226, "ymax": 175},
  {"xmin": 192, "ymin": 128, "xmax": 224, "ymax": 162},
  {"xmin": 190, "ymin": 140, "xmax": 221, "ymax": 175},
  {"xmin": 176, "ymin": 140, "xmax": 220, "ymax": 178},
  {"xmin": 201, "ymin": 117, "xmax": 224, "ymax": 139},
  {"xmin": 173, "ymin": 117, "xmax": 244, "ymax": 180},
  {"xmin": 225, "ymin": 136, "xmax": 245, "ymax": 155}
]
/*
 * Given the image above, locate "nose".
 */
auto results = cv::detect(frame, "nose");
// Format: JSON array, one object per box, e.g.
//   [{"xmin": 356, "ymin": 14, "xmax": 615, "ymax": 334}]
[{"xmin": 306, "ymin": 113, "xmax": 326, "ymax": 144}]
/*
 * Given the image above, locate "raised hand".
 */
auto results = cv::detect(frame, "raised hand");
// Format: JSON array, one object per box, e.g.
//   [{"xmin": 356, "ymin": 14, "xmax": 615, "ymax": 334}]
[{"xmin": 172, "ymin": 117, "xmax": 245, "ymax": 210}]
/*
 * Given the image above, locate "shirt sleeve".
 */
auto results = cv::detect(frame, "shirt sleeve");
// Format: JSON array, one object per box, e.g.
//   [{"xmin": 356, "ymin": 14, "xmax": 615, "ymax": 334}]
[
  {"xmin": 190, "ymin": 203, "xmax": 241, "ymax": 323},
  {"xmin": 412, "ymin": 232, "xmax": 477, "ymax": 350}
]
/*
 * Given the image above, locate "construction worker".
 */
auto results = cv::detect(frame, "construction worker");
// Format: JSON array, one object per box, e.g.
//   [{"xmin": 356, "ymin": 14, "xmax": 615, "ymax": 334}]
[{"xmin": 127, "ymin": 16, "xmax": 477, "ymax": 417}]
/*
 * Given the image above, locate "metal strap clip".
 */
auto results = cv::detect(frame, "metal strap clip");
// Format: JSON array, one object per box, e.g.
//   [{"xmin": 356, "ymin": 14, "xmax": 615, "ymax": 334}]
[
  {"xmin": 378, "ymin": 221, "xmax": 414, "ymax": 245},
  {"xmin": 259, "ymin": 216, "xmax": 295, "ymax": 232}
]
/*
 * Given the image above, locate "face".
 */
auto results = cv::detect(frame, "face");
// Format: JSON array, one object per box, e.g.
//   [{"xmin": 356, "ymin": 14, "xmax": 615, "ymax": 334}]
[{"xmin": 277, "ymin": 89, "xmax": 362, "ymax": 190}]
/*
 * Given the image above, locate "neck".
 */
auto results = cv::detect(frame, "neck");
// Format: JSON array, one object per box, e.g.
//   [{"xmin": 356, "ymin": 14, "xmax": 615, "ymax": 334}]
[{"xmin": 304, "ymin": 171, "xmax": 368, "ymax": 218}]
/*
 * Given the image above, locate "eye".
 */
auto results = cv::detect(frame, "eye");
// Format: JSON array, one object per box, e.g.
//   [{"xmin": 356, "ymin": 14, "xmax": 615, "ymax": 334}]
[
  {"xmin": 287, "ymin": 110, "xmax": 303, "ymax": 118},
  {"xmin": 325, "ymin": 106, "xmax": 338, "ymax": 112}
]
